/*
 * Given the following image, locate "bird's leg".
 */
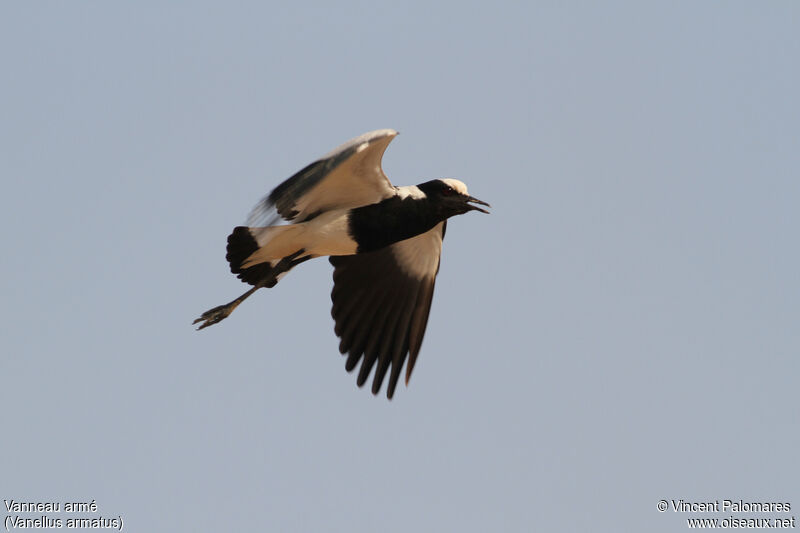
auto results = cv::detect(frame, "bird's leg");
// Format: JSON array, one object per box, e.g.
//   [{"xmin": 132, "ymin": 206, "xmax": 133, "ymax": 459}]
[
  {"xmin": 193, "ymin": 249, "xmax": 312, "ymax": 330},
  {"xmin": 193, "ymin": 283, "xmax": 263, "ymax": 330}
]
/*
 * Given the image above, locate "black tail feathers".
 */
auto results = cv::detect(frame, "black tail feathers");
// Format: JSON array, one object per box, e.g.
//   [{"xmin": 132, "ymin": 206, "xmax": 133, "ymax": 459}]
[{"xmin": 226, "ymin": 226, "xmax": 274, "ymax": 286}]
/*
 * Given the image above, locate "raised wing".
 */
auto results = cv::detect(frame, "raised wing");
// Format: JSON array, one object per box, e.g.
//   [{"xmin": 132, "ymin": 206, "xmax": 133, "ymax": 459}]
[
  {"xmin": 248, "ymin": 129, "xmax": 398, "ymax": 226},
  {"xmin": 329, "ymin": 222, "xmax": 446, "ymax": 398}
]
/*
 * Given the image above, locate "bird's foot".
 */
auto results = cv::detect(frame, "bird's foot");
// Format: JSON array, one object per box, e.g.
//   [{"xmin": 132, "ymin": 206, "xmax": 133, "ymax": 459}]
[
  {"xmin": 193, "ymin": 286, "xmax": 259, "ymax": 331},
  {"xmin": 193, "ymin": 303, "xmax": 235, "ymax": 330}
]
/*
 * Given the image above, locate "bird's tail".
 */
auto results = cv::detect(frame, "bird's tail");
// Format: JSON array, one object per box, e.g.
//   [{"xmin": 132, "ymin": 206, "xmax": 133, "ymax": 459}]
[{"xmin": 226, "ymin": 225, "xmax": 307, "ymax": 286}]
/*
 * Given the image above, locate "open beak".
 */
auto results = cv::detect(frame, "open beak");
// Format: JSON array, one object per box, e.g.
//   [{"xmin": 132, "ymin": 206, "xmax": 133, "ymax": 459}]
[{"xmin": 466, "ymin": 195, "xmax": 491, "ymax": 214}]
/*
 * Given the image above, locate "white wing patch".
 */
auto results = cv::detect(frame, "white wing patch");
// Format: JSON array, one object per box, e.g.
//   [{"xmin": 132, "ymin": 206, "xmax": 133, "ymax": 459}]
[
  {"xmin": 290, "ymin": 130, "xmax": 398, "ymax": 219},
  {"xmin": 247, "ymin": 129, "xmax": 400, "ymax": 227},
  {"xmin": 320, "ymin": 129, "xmax": 397, "ymax": 160},
  {"xmin": 389, "ymin": 222, "xmax": 444, "ymax": 279}
]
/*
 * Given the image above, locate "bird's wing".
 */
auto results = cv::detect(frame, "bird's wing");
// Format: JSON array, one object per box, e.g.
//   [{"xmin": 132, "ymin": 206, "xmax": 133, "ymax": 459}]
[
  {"xmin": 248, "ymin": 129, "xmax": 398, "ymax": 226},
  {"xmin": 329, "ymin": 221, "xmax": 446, "ymax": 399}
]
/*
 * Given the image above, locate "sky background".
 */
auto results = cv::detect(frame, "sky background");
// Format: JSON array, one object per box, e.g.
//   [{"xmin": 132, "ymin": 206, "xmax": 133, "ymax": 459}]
[{"xmin": 2, "ymin": 2, "xmax": 798, "ymax": 531}]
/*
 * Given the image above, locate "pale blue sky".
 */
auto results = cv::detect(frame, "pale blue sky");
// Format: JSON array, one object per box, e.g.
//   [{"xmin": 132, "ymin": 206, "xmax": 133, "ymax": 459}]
[{"xmin": 2, "ymin": 2, "xmax": 798, "ymax": 531}]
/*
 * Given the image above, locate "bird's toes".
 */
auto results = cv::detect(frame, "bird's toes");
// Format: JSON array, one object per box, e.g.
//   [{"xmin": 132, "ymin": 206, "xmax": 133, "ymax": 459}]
[{"xmin": 192, "ymin": 304, "xmax": 231, "ymax": 330}]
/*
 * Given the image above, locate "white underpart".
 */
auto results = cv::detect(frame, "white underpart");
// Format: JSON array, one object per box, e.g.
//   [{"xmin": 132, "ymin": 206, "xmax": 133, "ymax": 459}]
[
  {"xmin": 301, "ymin": 210, "xmax": 359, "ymax": 257},
  {"xmin": 242, "ymin": 209, "xmax": 358, "ymax": 268},
  {"xmin": 395, "ymin": 185, "xmax": 426, "ymax": 200},
  {"xmin": 390, "ymin": 222, "xmax": 444, "ymax": 279},
  {"xmin": 440, "ymin": 178, "xmax": 469, "ymax": 195}
]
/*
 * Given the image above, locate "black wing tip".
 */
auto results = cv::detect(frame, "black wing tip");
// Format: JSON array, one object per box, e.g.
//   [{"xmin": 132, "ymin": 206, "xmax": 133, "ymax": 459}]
[
  {"xmin": 353, "ymin": 377, "xmax": 396, "ymax": 400},
  {"xmin": 340, "ymin": 348, "xmax": 399, "ymax": 400},
  {"xmin": 330, "ymin": 245, "xmax": 438, "ymax": 401},
  {"xmin": 370, "ymin": 378, "xmax": 398, "ymax": 400}
]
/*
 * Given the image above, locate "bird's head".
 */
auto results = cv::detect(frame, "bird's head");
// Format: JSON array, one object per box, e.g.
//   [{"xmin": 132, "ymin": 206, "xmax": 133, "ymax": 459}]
[{"xmin": 418, "ymin": 178, "xmax": 491, "ymax": 218}]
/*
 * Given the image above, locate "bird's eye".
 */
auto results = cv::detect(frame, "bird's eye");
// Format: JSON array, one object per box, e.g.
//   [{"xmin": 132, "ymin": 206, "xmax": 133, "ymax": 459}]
[{"xmin": 442, "ymin": 187, "xmax": 455, "ymax": 196}]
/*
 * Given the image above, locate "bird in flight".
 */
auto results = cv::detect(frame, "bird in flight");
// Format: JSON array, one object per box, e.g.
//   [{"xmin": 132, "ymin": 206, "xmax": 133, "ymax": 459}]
[{"xmin": 194, "ymin": 129, "xmax": 489, "ymax": 398}]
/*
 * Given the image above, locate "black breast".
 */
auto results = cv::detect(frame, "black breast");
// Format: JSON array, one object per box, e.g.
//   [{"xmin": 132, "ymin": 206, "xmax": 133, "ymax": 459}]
[{"xmin": 348, "ymin": 196, "xmax": 440, "ymax": 253}]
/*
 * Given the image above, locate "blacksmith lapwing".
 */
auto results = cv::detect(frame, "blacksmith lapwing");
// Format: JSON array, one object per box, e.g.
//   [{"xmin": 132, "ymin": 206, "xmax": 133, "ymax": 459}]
[{"xmin": 194, "ymin": 129, "xmax": 489, "ymax": 398}]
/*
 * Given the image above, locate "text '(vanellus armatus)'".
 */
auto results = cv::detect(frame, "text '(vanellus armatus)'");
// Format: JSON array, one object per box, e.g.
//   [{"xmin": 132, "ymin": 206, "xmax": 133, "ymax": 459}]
[{"xmin": 194, "ymin": 129, "xmax": 489, "ymax": 398}]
